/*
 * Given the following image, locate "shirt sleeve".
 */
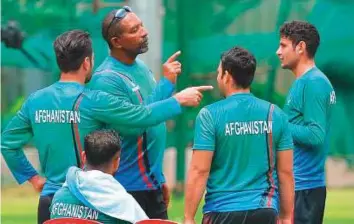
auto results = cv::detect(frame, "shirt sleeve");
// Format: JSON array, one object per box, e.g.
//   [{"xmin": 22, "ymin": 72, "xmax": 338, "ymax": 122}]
[
  {"xmin": 143, "ymin": 78, "xmax": 175, "ymax": 105},
  {"xmin": 89, "ymin": 74, "xmax": 123, "ymax": 94},
  {"xmin": 193, "ymin": 108, "xmax": 215, "ymax": 151},
  {"xmin": 1, "ymin": 97, "xmax": 38, "ymax": 184},
  {"xmin": 90, "ymin": 73, "xmax": 174, "ymax": 105},
  {"xmin": 90, "ymin": 91, "xmax": 182, "ymax": 129},
  {"xmin": 89, "ymin": 75, "xmax": 181, "ymax": 135},
  {"xmin": 277, "ymin": 111, "xmax": 294, "ymax": 151},
  {"xmin": 289, "ymin": 81, "xmax": 328, "ymax": 147}
]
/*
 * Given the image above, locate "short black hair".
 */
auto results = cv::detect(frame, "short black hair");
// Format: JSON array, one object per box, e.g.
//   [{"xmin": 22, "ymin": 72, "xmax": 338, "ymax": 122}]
[
  {"xmin": 102, "ymin": 10, "xmax": 124, "ymax": 49},
  {"xmin": 220, "ymin": 46, "xmax": 256, "ymax": 89},
  {"xmin": 84, "ymin": 130, "xmax": 121, "ymax": 167},
  {"xmin": 279, "ymin": 20, "xmax": 320, "ymax": 58},
  {"xmin": 53, "ymin": 30, "xmax": 92, "ymax": 73}
]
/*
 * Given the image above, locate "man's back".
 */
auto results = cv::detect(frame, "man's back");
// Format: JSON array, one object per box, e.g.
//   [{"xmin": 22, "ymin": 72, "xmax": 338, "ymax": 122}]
[
  {"xmin": 50, "ymin": 186, "xmax": 129, "ymax": 224},
  {"xmin": 2, "ymin": 80, "xmax": 159, "ymax": 195},
  {"xmin": 2, "ymin": 81, "xmax": 85, "ymax": 195},
  {"xmin": 193, "ymin": 93, "xmax": 293, "ymax": 213}
]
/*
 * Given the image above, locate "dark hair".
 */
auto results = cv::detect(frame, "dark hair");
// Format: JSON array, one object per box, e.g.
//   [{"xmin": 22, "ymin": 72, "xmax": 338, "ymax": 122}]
[
  {"xmin": 84, "ymin": 130, "xmax": 121, "ymax": 167},
  {"xmin": 279, "ymin": 20, "xmax": 320, "ymax": 58},
  {"xmin": 102, "ymin": 10, "xmax": 124, "ymax": 49},
  {"xmin": 220, "ymin": 46, "xmax": 256, "ymax": 89},
  {"xmin": 53, "ymin": 30, "xmax": 92, "ymax": 73}
]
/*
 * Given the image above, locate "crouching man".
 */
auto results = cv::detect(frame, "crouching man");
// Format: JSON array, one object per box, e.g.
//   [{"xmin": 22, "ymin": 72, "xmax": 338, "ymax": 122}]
[{"xmin": 50, "ymin": 130, "xmax": 148, "ymax": 224}]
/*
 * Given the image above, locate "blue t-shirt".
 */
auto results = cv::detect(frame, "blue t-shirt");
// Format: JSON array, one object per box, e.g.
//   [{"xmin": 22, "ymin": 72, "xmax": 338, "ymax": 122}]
[
  {"xmin": 283, "ymin": 67, "xmax": 335, "ymax": 190},
  {"xmin": 193, "ymin": 93, "xmax": 293, "ymax": 213},
  {"xmin": 1, "ymin": 81, "xmax": 181, "ymax": 196},
  {"xmin": 90, "ymin": 56, "xmax": 175, "ymax": 191}
]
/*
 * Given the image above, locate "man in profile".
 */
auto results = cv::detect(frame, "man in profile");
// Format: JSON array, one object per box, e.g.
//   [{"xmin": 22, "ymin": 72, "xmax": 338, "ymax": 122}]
[{"xmin": 276, "ymin": 20, "xmax": 336, "ymax": 224}]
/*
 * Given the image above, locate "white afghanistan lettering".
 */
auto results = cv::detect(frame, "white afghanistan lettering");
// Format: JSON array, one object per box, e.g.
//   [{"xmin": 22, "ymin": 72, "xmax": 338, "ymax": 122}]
[
  {"xmin": 51, "ymin": 202, "xmax": 99, "ymax": 220},
  {"xmin": 35, "ymin": 110, "xmax": 80, "ymax": 123},
  {"xmin": 225, "ymin": 121, "xmax": 272, "ymax": 136}
]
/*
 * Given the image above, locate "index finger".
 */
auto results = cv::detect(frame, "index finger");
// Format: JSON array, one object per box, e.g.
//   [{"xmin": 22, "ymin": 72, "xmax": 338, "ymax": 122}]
[
  {"xmin": 166, "ymin": 51, "xmax": 181, "ymax": 63},
  {"xmin": 193, "ymin": 85, "xmax": 214, "ymax": 92}
]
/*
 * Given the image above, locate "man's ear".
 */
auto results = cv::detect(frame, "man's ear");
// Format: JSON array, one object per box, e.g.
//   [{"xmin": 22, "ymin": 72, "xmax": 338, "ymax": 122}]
[
  {"xmin": 112, "ymin": 156, "xmax": 120, "ymax": 174},
  {"xmin": 224, "ymin": 70, "xmax": 233, "ymax": 84},
  {"xmin": 82, "ymin": 57, "xmax": 91, "ymax": 71},
  {"xmin": 296, "ymin": 40, "xmax": 306, "ymax": 55},
  {"xmin": 110, "ymin": 36, "xmax": 122, "ymax": 49},
  {"xmin": 81, "ymin": 151, "xmax": 86, "ymax": 165}
]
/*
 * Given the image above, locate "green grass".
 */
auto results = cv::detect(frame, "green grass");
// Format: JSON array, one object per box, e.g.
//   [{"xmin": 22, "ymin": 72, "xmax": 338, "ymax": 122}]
[{"xmin": 1, "ymin": 184, "xmax": 354, "ymax": 224}]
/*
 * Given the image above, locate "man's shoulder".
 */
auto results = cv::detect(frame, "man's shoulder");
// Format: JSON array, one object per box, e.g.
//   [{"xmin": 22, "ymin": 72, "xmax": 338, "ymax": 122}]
[
  {"xmin": 94, "ymin": 57, "xmax": 135, "ymax": 78},
  {"xmin": 204, "ymin": 98, "xmax": 229, "ymax": 112},
  {"xmin": 253, "ymin": 97, "xmax": 282, "ymax": 112},
  {"xmin": 249, "ymin": 96, "xmax": 286, "ymax": 121},
  {"xmin": 91, "ymin": 70, "xmax": 120, "ymax": 83},
  {"xmin": 23, "ymin": 83, "xmax": 62, "ymax": 108},
  {"xmin": 200, "ymin": 102, "xmax": 220, "ymax": 120},
  {"xmin": 94, "ymin": 56, "xmax": 114, "ymax": 73},
  {"xmin": 89, "ymin": 71, "xmax": 131, "ymax": 92},
  {"xmin": 92, "ymin": 57, "xmax": 128, "ymax": 83},
  {"xmin": 27, "ymin": 83, "xmax": 56, "ymax": 100},
  {"xmin": 136, "ymin": 58, "xmax": 154, "ymax": 77},
  {"xmin": 272, "ymin": 104, "xmax": 288, "ymax": 123},
  {"xmin": 81, "ymin": 89, "xmax": 119, "ymax": 108},
  {"xmin": 135, "ymin": 58, "xmax": 149, "ymax": 69},
  {"xmin": 196, "ymin": 100, "xmax": 229, "ymax": 125},
  {"xmin": 305, "ymin": 68, "xmax": 333, "ymax": 89},
  {"xmin": 53, "ymin": 186, "xmax": 71, "ymax": 197},
  {"xmin": 253, "ymin": 96, "xmax": 273, "ymax": 108},
  {"xmin": 201, "ymin": 96, "xmax": 266, "ymax": 116},
  {"xmin": 52, "ymin": 186, "xmax": 78, "ymax": 204}
]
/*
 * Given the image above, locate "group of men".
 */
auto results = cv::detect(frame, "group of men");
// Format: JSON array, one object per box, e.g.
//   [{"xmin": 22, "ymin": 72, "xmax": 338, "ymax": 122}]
[
  {"xmin": 1, "ymin": 5, "xmax": 335, "ymax": 224},
  {"xmin": 185, "ymin": 21, "xmax": 335, "ymax": 224}
]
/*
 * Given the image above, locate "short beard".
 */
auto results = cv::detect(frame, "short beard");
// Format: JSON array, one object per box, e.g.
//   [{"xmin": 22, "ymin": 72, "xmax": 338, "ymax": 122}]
[
  {"xmin": 124, "ymin": 45, "xmax": 149, "ymax": 59},
  {"xmin": 85, "ymin": 71, "xmax": 92, "ymax": 83},
  {"xmin": 85, "ymin": 76, "xmax": 91, "ymax": 84},
  {"xmin": 138, "ymin": 45, "xmax": 149, "ymax": 54}
]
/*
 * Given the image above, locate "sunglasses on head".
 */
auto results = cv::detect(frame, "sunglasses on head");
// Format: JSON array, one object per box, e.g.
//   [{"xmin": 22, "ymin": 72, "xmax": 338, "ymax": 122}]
[{"xmin": 106, "ymin": 6, "xmax": 132, "ymax": 38}]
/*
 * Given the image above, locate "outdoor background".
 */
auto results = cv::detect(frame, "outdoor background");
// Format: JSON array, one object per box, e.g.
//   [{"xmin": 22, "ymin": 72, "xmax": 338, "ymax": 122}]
[{"xmin": 1, "ymin": 0, "xmax": 354, "ymax": 223}]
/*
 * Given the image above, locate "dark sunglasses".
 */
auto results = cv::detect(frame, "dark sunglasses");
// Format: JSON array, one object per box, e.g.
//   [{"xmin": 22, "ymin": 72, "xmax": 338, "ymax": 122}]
[{"xmin": 106, "ymin": 6, "xmax": 132, "ymax": 38}]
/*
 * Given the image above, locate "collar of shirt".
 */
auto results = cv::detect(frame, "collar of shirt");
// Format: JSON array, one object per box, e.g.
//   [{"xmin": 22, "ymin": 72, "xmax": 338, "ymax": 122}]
[
  {"xmin": 56, "ymin": 81, "xmax": 85, "ymax": 87},
  {"xmin": 300, "ymin": 66, "xmax": 317, "ymax": 78},
  {"xmin": 227, "ymin": 92, "xmax": 253, "ymax": 98}
]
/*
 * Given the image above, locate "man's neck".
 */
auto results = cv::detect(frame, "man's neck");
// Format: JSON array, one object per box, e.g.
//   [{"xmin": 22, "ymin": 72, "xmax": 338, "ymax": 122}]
[
  {"xmin": 60, "ymin": 72, "xmax": 86, "ymax": 85},
  {"xmin": 292, "ymin": 59, "xmax": 316, "ymax": 78},
  {"xmin": 110, "ymin": 50, "xmax": 137, "ymax": 65},
  {"xmin": 85, "ymin": 164, "xmax": 112, "ymax": 175},
  {"xmin": 225, "ymin": 87, "xmax": 250, "ymax": 97}
]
